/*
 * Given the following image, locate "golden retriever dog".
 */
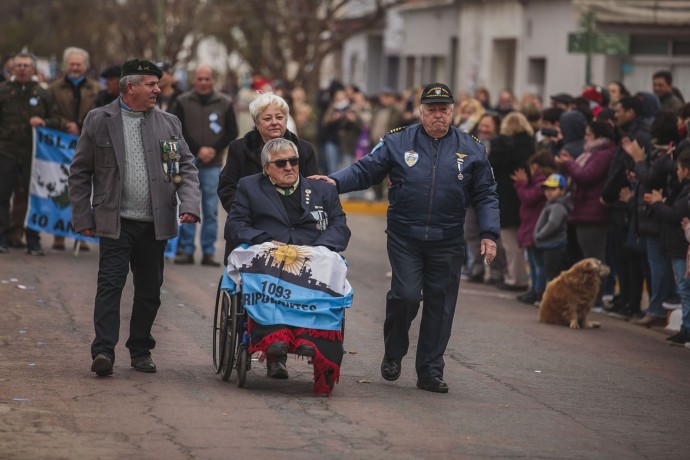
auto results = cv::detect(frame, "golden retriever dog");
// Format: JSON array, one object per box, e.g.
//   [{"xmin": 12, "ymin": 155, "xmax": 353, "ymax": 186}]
[{"xmin": 538, "ymin": 258, "xmax": 610, "ymax": 329}]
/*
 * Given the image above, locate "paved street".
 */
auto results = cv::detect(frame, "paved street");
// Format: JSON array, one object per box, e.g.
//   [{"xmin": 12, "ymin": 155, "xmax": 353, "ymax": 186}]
[{"xmin": 1, "ymin": 212, "xmax": 689, "ymax": 460}]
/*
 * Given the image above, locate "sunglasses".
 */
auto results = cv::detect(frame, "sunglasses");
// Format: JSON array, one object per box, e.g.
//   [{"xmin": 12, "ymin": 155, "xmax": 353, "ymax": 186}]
[{"xmin": 269, "ymin": 158, "xmax": 299, "ymax": 168}]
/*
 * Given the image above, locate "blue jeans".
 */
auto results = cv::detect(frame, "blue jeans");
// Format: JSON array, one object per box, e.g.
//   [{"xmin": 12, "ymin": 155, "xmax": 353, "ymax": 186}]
[
  {"xmin": 322, "ymin": 141, "xmax": 340, "ymax": 175},
  {"xmin": 526, "ymin": 247, "xmax": 546, "ymax": 294},
  {"xmin": 671, "ymin": 258, "xmax": 690, "ymax": 330},
  {"xmin": 645, "ymin": 236, "xmax": 675, "ymax": 318},
  {"xmin": 178, "ymin": 165, "xmax": 220, "ymax": 256}
]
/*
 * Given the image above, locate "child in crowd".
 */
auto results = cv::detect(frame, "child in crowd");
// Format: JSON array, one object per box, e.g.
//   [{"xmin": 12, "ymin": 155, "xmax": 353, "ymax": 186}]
[
  {"xmin": 533, "ymin": 174, "xmax": 572, "ymax": 282},
  {"xmin": 511, "ymin": 151, "xmax": 558, "ymax": 305},
  {"xmin": 645, "ymin": 149, "xmax": 690, "ymax": 346}
]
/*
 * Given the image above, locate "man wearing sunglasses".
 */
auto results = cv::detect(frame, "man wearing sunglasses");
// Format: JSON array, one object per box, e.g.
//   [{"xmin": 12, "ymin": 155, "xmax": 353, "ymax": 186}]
[{"xmin": 226, "ymin": 137, "xmax": 350, "ymax": 380}]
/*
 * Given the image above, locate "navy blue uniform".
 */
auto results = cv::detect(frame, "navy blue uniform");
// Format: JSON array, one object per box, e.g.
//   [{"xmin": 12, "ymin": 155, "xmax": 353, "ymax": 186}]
[{"xmin": 331, "ymin": 124, "xmax": 499, "ymax": 379}]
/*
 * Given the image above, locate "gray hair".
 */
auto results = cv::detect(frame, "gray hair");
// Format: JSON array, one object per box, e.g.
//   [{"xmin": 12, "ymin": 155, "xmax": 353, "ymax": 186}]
[
  {"xmin": 419, "ymin": 102, "xmax": 454, "ymax": 113},
  {"xmin": 118, "ymin": 74, "xmax": 147, "ymax": 94},
  {"xmin": 14, "ymin": 51, "xmax": 37, "ymax": 69},
  {"xmin": 261, "ymin": 138, "xmax": 299, "ymax": 166},
  {"xmin": 62, "ymin": 47, "xmax": 90, "ymax": 69},
  {"xmin": 249, "ymin": 92, "xmax": 289, "ymax": 122}
]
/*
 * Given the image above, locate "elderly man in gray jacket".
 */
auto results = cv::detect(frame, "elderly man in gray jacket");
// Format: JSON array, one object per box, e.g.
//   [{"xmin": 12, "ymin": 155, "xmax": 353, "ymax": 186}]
[{"xmin": 69, "ymin": 59, "xmax": 201, "ymax": 377}]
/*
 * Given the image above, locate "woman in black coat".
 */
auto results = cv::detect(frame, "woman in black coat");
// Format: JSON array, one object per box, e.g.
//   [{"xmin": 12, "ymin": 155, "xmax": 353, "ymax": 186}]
[
  {"xmin": 218, "ymin": 92, "xmax": 319, "ymax": 213},
  {"xmin": 489, "ymin": 111, "xmax": 536, "ymax": 290}
]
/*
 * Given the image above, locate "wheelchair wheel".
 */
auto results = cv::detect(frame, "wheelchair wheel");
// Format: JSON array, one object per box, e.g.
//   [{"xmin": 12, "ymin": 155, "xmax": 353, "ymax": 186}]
[
  {"xmin": 236, "ymin": 346, "xmax": 248, "ymax": 388},
  {"xmin": 220, "ymin": 292, "xmax": 239, "ymax": 382},
  {"xmin": 212, "ymin": 277, "xmax": 225, "ymax": 374}
]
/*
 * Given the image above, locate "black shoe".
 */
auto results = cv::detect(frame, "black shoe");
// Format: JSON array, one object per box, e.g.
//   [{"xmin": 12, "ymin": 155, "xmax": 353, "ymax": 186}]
[
  {"xmin": 266, "ymin": 341, "xmax": 288, "ymax": 356},
  {"xmin": 496, "ymin": 282, "xmax": 528, "ymax": 292},
  {"xmin": 381, "ymin": 356, "xmax": 402, "ymax": 381},
  {"xmin": 667, "ymin": 329, "xmax": 690, "ymax": 346},
  {"xmin": 267, "ymin": 356, "xmax": 289, "ymax": 379},
  {"xmin": 516, "ymin": 291, "xmax": 536, "ymax": 304},
  {"xmin": 201, "ymin": 254, "xmax": 221, "ymax": 267},
  {"xmin": 8, "ymin": 239, "xmax": 25, "ymax": 248},
  {"xmin": 295, "ymin": 344, "xmax": 316, "ymax": 358},
  {"xmin": 91, "ymin": 353, "xmax": 113, "ymax": 376},
  {"xmin": 26, "ymin": 243, "xmax": 45, "ymax": 256},
  {"xmin": 416, "ymin": 376, "xmax": 449, "ymax": 393},
  {"xmin": 467, "ymin": 273, "xmax": 484, "ymax": 283},
  {"xmin": 608, "ymin": 304, "xmax": 632, "ymax": 320},
  {"xmin": 131, "ymin": 355, "xmax": 157, "ymax": 373}
]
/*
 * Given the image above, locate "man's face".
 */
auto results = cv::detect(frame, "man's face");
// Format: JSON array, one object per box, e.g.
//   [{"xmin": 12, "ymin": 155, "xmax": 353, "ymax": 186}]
[
  {"xmin": 66, "ymin": 53, "xmax": 87, "ymax": 79},
  {"xmin": 264, "ymin": 148, "xmax": 299, "ymax": 187},
  {"xmin": 127, "ymin": 75, "xmax": 161, "ymax": 111},
  {"xmin": 615, "ymin": 102, "xmax": 633, "ymax": 127},
  {"xmin": 420, "ymin": 103, "xmax": 453, "ymax": 138},
  {"xmin": 653, "ymin": 77, "xmax": 672, "ymax": 98},
  {"xmin": 12, "ymin": 57, "xmax": 35, "ymax": 84},
  {"xmin": 193, "ymin": 67, "xmax": 213, "ymax": 95},
  {"xmin": 105, "ymin": 77, "xmax": 119, "ymax": 95}
]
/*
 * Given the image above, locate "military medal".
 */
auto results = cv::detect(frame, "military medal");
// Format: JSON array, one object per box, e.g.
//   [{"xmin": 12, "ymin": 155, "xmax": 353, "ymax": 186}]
[
  {"xmin": 160, "ymin": 136, "xmax": 182, "ymax": 183},
  {"xmin": 456, "ymin": 153, "xmax": 468, "ymax": 181}
]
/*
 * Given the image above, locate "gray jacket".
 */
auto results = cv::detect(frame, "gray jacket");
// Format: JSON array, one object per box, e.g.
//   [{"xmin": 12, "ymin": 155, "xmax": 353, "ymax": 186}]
[
  {"xmin": 68, "ymin": 98, "xmax": 201, "ymax": 240},
  {"xmin": 533, "ymin": 193, "xmax": 572, "ymax": 249}
]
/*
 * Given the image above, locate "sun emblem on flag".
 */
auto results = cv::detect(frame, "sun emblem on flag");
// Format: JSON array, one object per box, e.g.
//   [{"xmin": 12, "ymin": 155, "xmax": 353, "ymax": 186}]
[{"xmin": 270, "ymin": 245, "xmax": 312, "ymax": 275}]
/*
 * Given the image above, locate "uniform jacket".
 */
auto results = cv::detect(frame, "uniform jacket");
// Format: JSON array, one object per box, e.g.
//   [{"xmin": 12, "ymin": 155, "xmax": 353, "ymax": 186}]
[
  {"xmin": 331, "ymin": 124, "xmax": 500, "ymax": 241},
  {"xmin": 218, "ymin": 128, "xmax": 319, "ymax": 212},
  {"xmin": 0, "ymin": 80, "xmax": 61, "ymax": 163},
  {"xmin": 534, "ymin": 193, "xmax": 572, "ymax": 249},
  {"xmin": 489, "ymin": 132, "xmax": 535, "ymax": 228},
  {"xmin": 49, "ymin": 76, "xmax": 101, "ymax": 130},
  {"xmin": 513, "ymin": 170, "xmax": 547, "ymax": 248},
  {"xmin": 68, "ymin": 98, "xmax": 201, "ymax": 240},
  {"xmin": 173, "ymin": 90, "xmax": 238, "ymax": 168},
  {"xmin": 226, "ymin": 174, "xmax": 350, "ymax": 252},
  {"xmin": 561, "ymin": 138, "xmax": 615, "ymax": 225},
  {"xmin": 651, "ymin": 179, "xmax": 690, "ymax": 258}
]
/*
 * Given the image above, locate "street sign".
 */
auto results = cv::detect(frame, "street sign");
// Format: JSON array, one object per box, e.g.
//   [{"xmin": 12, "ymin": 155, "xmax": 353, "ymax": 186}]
[{"xmin": 568, "ymin": 32, "xmax": 630, "ymax": 56}]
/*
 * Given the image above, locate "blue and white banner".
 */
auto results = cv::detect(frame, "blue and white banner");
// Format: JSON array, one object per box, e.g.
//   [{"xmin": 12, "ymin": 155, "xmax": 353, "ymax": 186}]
[
  {"xmin": 227, "ymin": 243, "xmax": 353, "ymax": 331},
  {"xmin": 27, "ymin": 127, "xmax": 97, "ymax": 242}
]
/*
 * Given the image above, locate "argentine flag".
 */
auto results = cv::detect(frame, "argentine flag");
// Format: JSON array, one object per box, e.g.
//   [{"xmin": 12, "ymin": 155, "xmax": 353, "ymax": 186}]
[{"xmin": 27, "ymin": 127, "xmax": 96, "ymax": 242}]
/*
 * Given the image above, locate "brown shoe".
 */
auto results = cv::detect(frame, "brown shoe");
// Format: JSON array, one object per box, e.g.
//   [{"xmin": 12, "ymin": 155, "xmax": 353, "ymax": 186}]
[
  {"xmin": 174, "ymin": 253, "xmax": 194, "ymax": 265},
  {"xmin": 201, "ymin": 254, "xmax": 220, "ymax": 267},
  {"xmin": 632, "ymin": 314, "xmax": 666, "ymax": 328}
]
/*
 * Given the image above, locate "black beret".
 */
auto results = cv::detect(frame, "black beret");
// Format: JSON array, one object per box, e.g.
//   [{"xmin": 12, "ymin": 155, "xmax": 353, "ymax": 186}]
[
  {"xmin": 421, "ymin": 83, "xmax": 454, "ymax": 104},
  {"xmin": 100, "ymin": 65, "xmax": 121, "ymax": 79},
  {"xmin": 120, "ymin": 59, "xmax": 162, "ymax": 79}
]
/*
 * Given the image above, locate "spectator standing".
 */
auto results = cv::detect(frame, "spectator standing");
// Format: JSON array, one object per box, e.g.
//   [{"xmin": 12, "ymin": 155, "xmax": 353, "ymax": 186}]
[
  {"xmin": 653, "ymin": 70, "xmax": 683, "ymax": 114},
  {"xmin": 320, "ymin": 88, "xmax": 362, "ymax": 173},
  {"xmin": 68, "ymin": 60, "xmax": 201, "ymax": 376},
  {"xmin": 534, "ymin": 174, "xmax": 572, "ymax": 281},
  {"xmin": 0, "ymin": 52, "xmax": 60, "ymax": 255},
  {"xmin": 173, "ymin": 65, "xmax": 238, "ymax": 266},
  {"xmin": 95, "ymin": 65, "xmax": 122, "ymax": 108},
  {"xmin": 607, "ymin": 81, "xmax": 630, "ymax": 109},
  {"xmin": 489, "ymin": 111, "xmax": 536, "ymax": 290},
  {"xmin": 156, "ymin": 62, "xmax": 183, "ymax": 113},
  {"xmin": 49, "ymin": 47, "xmax": 102, "ymax": 251}
]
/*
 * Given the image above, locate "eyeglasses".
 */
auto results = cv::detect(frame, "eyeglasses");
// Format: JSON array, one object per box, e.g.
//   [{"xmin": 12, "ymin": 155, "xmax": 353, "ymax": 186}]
[{"xmin": 269, "ymin": 158, "xmax": 299, "ymax": 168}]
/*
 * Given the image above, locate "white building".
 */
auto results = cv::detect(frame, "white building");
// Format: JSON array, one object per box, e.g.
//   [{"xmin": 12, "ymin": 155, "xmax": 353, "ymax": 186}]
[{"xmin": 341, "ymin": 0, "xmax": 690, "ymax": 103}]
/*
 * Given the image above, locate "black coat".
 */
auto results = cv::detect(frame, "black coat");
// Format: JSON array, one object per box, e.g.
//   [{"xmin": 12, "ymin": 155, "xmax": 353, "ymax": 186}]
[
  {"xmin": 218, "ymin": 128, "xmax": 319, "ymax": 212},
  {"xmin": 226, "ymin": 174, "xmax": 350, "ymax": 253},
  {"xmin": 651, "ymin": 179, "xmax": 690, "ymax": 258},
  {"xmin": 489, "ymin": 132, "xmax": 535, "ymax": 228}
]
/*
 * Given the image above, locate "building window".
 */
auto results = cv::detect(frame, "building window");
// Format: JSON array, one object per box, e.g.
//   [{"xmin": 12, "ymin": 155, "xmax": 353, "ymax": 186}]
[{"xmin": 630, "ymin": 37, "xmax": 669, "ymax": 55}]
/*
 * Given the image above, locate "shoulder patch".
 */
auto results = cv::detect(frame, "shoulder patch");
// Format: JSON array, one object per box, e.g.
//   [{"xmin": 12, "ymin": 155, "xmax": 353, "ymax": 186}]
[
  {"xmin": 470, "ymin": 133, "xmax": 481, "ymax": 144},
  {"xmin": 387, "ymin": 126, "xmax": 408, "ymax": 134}
]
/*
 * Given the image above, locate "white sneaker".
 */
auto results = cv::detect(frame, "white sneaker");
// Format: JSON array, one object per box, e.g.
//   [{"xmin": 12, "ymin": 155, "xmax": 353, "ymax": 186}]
[{"xmin": 663, "ymin": 301, "xmax": 682, "ymax": 310}]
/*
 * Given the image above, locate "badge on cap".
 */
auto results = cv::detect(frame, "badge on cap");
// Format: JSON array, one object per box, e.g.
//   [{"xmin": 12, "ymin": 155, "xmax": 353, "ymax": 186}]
[{"xmin": 404, "ymin": 150, "xmax": 419, "ymax": 167}]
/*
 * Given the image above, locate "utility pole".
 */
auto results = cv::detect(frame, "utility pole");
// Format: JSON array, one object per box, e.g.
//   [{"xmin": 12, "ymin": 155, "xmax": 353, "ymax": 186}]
[
  {"xmin": 582, "ymin": 10, "xmax": 595, "ymax": 86},
  {"xmin": 156, "ymin": 0, "xmax": 165, "ymax": 62}
]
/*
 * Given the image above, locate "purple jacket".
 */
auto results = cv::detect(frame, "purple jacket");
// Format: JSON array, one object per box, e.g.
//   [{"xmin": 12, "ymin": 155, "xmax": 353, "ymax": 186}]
[
  {"xmin": 513, "ymin": 170, "xmax": 547, "ymax": 248},
  {"xmin": 561, "ymin": 138, "xmax": 615, "ymax": 225}
]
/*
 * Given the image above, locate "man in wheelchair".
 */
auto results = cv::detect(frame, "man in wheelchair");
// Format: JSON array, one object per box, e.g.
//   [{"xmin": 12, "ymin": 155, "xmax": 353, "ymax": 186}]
[{"xmin": 225, "ymin": 137, "xmax": 350, "ymax": 394}]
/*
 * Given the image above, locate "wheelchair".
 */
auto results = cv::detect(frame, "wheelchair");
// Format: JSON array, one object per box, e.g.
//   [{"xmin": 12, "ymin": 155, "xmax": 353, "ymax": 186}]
[
  {"xmin": 212, "ymin": 270, "xmax": 348, "ymax": 390},
  {"xmin": 212, "ymin": 272, "xmax": 251, "ymax": 387}
]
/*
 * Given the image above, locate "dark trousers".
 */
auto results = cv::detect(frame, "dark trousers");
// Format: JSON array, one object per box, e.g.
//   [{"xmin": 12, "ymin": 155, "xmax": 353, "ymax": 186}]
[
  {"xmin": 0, "ymin": 155, "xmax": 39, "ymax": 247},
  {"xmin": 543, "ymin": 246, "xmax": 568, "ymax": 282},
  {"xmin": 612, "ymin": 221, "xmax": 644, "ymax": 313},
  {"xmin": 92, "ymin": 219, "xmax": 166, "ymax": 361},
  {"xmin": 385, "ymin": 230, "xmax": 464, "ymax": 379}
]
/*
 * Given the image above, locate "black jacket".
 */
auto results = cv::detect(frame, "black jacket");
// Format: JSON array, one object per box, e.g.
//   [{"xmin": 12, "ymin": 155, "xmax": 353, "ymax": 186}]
[
  {"xmin": 651, "ymin": 179, "xmax": 690, "ymax": 258},
  {"xmin": 218, "ymin": 128, "xmax": 318, "ymax": 212}
]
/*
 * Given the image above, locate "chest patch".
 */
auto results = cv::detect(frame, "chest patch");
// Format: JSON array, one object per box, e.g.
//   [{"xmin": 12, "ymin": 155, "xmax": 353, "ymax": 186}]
[{"xmin": 404, "ymin": 150, "xmax": 419, "ymax": 167}]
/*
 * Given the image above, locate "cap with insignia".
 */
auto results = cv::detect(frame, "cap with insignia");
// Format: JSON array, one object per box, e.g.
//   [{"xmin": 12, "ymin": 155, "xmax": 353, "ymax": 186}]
[
  {"xmin": 420, "ymin": 82, "xmax": 454, "ymax": 104},
  {"xmin": 120, "ymin": 59, "xmax": 163, "ymax": 79}
]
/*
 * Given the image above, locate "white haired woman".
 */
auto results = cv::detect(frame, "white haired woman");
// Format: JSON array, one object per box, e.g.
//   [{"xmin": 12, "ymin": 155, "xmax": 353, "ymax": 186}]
[{"xmin": 218, "ymin": 92, "xmax": 318, "ymax": 213}]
